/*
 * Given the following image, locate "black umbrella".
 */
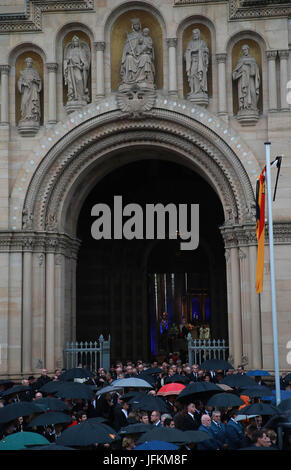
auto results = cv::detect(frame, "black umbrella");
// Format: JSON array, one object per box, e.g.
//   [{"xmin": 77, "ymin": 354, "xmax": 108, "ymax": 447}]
[
  {"xmin": 177, "ymin": 382, "xmax": 223, "ymax": 403},
  {"xmin": 54, "ymin": 382, "xmax": 95, "ymax": 400},
  {"xmin": 182, "ymin": 430, "xmax": 211, "ymax": 444},
  {"xmin": 200, "ymin": 359, "xmax": 234, "ymax": 371},
  {"xmin": 0, "ymin": 401, "xmax": 42, "ymax": 423},
  {"xmin": 26, "ymin": 444, "xmax": 76, "ymax": 450},
  {"xmin": 33, "ymin": 397, "xmax": 70, "ymax": 412},
  {"xmin": 59, "ymin": 367, "xmax": 94, "ymax": 381},
  {"xmin": 219, "ymin": 375, "xmax": 256, "ymax": 388},
  {"xmin": 278, "ymin": 398, "xmax": 291, "ymax": 413},
  {"xmin": 164, "ymin": 374, "xmax": 190, "ymax": 385},
  {"xmin": 96, "ymin": 385, "xmax": 121, "ymax": 396},
  {"xmin": 119, "ymin": 423, "xmax": 155, "ymax": 436},
  {"xmin": 242, "ymin": 403, "xmax": 280, "ymax": 416},
  {"xmin": 240, "ymin": 386, "xmax": 271, "ymax": 398},
  {"xmin": 39, "ymin": 380, "xmax": 62, "ymax": 394},
  {"xmin": 27, "ymin": 411, "xmax": 72, "ymax": 427},
  {"xmin": 129, "ymin": 394, "xmax": 169, "ymax": 413},
  {"xmin": 206, "ymin": 392, "xmax": 244, "ymax": 408},
  {"xmin": 137, "ymin": 373, "xmax": 157, "ymax": 387},
  {"xmin": 283, "ymin": 373, "xmax": 291, "ymax": 384},
  {"xmin": 136, "ymin": 427, "xmax": 187, "ymax": 445},
  {"xmin": 56, "ymin": 418, "xmax": 120, "ymax": 447},
  {"xmin": 1, "ymin": 385, "xmax": 31, "ymax": 398}
]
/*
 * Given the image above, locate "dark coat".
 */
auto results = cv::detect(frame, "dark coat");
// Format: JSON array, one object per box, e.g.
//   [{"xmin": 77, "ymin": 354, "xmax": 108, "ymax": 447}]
[
  {"xmin": 225, "ymin": 418, "xmax": 245, "ymax": 450},
  {"xmin": 196, "ymin": 424, "xmax": 220, "ymax": 450}
]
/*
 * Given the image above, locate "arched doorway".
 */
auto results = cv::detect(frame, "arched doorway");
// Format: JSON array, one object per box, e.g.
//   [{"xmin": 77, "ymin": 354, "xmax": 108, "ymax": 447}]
[
  {"xmin": 13, "ymin": 95, "xmax": 262, "ymax": 374},
  {"xmin": 76, "ymin": 157, "xmax": 227, "ymax": 363}
]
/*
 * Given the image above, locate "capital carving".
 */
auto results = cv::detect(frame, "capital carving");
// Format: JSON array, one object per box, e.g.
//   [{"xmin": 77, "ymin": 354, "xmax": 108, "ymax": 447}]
[
  {"xmin": 166, "ymin": 38, "xmax": 178, "ymax": 48},
  {"xmin": 94, "ymin": 41, "xmax": 105, "ymax": 52},
  {"xmin": 0, "ymin": 64, "xmax": 10, "ymax": 74},
  {"xmin": 266, "ymin": 50, "xmax": 277, "ymax": 61},
  {"xmin": 46, "ymin": 62, "xmax": 58, "ymax": 72},
  {"xmin": 278, "ymin": 50, "xmax": 289, "ymax": 60},
  {"xmin": 216, "ymin": 53, "xmax": 227, "ymax": 64}
]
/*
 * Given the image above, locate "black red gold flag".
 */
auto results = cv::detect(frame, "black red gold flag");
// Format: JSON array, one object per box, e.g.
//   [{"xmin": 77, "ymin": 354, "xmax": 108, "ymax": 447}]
[{"xmin": 255, "ymin": 167, "xmax": 266, "ymax": 293}]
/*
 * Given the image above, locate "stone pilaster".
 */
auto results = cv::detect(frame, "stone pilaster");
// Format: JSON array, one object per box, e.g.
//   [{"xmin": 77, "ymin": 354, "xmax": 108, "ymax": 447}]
[
  {"xmin": 266, "ymin": 51, "xmax": 278, "ymax": 112},
  {"xmin": 0, "ymin": 65, "xmax": 10, "ymax": 125},
  {"xmin": 94, "ymin": 41, "xmax": 106, "ymax": 100},
  {"xmin": 278, "ymin": 50, "xmax": 289, "ymax": 111},
  {"xmin": 167, "ymin": 38, "xmax": 178, "ymax": 96},
  {"xmin": 216, "ymin": 54, "xmax": 227, "ymax": 115},
  {"xmin": 46, "ymin": 62, "xmax": 58, "ymax": 124}
]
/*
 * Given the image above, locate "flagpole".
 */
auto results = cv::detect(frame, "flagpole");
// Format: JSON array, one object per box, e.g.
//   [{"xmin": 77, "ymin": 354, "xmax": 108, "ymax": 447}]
[{"xmin": 265, "ymin": 142, "xmax": 281, "ymax": 405}]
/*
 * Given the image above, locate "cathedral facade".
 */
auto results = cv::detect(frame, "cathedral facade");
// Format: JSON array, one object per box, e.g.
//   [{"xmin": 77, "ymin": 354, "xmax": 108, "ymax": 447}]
[{"xmin": 0, "ymin": 0, "xmax": 291, "ymax": 378}]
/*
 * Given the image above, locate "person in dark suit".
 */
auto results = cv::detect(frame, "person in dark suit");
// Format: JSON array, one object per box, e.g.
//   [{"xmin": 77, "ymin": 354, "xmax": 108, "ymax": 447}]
[
  {"xmin": 183, "ymin": 403, "xmax": 200, "ymax": 430},
  {"xmin": 225, "ymin": 410, "xmax": 246, "ymax": 449},
  {"xmin": 210, "ymin": 410, "xmax": 227, "ymax": 449},
  {"xmin": 189, "ymin": 364, "xmax": 200, "ymax": 382},
  {"xmin": 197, "ymin": 414, "xmax": 220, "ymax": 450},
  {"xmin": 150, "ymin": 410, "xmax": 162, "ymax": 427},
  {"xmin": 113, "ymin": 397, "xmax": 129, "ymax": 431}
]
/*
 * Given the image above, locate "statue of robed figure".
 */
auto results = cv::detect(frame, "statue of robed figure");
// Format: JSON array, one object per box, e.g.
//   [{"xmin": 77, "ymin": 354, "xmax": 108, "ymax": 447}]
[
  {"xmin": 232, "ymin": 44, "xmax": 260, "ymax": 124},
  {"xmin": 184, "ymin": 28, "xmax": 209, "ymax": 106},
  {"xmin": 64, "ymin": 35, "xmax": 91, "ymax": 112},
  {"xmin": 17, "ymin": 57, "xmax": 42, "ymax": 135}
]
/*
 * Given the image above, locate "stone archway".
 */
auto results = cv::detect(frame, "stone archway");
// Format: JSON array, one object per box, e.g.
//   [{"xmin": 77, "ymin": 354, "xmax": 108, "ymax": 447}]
[{"xmin": 7, "ymin": 95, "xmax": 263, "ymax": 374}]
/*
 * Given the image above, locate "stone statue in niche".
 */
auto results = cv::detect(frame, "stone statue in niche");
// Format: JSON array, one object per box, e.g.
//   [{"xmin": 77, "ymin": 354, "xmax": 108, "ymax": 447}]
[
  {"xmin": 232, "ymin": 44, "xmax": 260, "ymax": 125},
  {"xmin": 119, "ymin": 18, "xmax": 156, "ymax": 92},
  {"xmin": 184, "ymin": 29, "xmax": 209, "ymax": 106},
  {"xmin": 17, "ymin": 57, "xmax": 42, "ymax": 136},
  {"xmin": 64, "ymin": 35, "xmax": 91, "ymax": 113}
]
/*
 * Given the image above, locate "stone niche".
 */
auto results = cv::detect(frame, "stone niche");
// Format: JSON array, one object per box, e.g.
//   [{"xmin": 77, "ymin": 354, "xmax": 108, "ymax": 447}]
[
  {"xmin": 63, "ymin": 30, "xmax": 91, "ymax": 113},
  {"xmin": 110, "ymin": 9, "xmax": 163, "ymax": 92},
  {"xmin": 16, "ymin": 51, "xmax": 43, "ymax": 135},
  {"xmin": 182, "ymin": 23, "xmax": 212, "ymax": 106},
  {"xmin": 232, "ymin": 38, "xmax": 263, "ymax": 125}
]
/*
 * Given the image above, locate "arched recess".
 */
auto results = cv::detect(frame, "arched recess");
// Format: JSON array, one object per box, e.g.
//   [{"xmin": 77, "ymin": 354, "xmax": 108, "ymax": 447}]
[
  {"xmin": 226, "ymin": 30, "xmax": 268, "ymax": 117},
  {"xmin": 55, "ymin": 22, "xmax": 94, "ymax": 121},
  {"xmin": 103, "ymin": 1, "xmax": 166, "ymax": 94},
  {"xmin": 8, "ymin": 43, "xmax": 47, "ymax": 126},
  {"xmin": 176, "ymin": 16, "xmax": 216, "ymax": 111}
]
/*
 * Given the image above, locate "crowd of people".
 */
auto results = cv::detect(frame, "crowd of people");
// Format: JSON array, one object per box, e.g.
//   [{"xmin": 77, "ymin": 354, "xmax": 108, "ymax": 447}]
[{"xmin": 0, "ymin": 354, "xmax": 291, "ymax": 451}]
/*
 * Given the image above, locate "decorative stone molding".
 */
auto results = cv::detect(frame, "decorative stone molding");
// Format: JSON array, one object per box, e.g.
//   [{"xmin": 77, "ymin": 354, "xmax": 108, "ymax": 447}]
[
  {"xmin": 174, "ymin": 0, "xmax": 291, "ymax": 19},
  {"xmin": 12, "ymin": 95, "xmax": 262, "ymax": 234},
  {"xmin": 278, "ymin": 50, "xmax": 289, "ymax": 60},
  {"xmin": 0, "ymin": 0, "xmax": 94, "ymax": 33},
  {"xmin": 0, "ymin": 232, "xmax": 81, "ymax": 256}
]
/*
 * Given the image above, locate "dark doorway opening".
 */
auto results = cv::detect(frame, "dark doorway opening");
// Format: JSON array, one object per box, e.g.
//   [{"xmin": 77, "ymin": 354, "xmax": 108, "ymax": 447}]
[{"xmin": 76, "ymin": 157, "xmax": 227, "ymax": 363}]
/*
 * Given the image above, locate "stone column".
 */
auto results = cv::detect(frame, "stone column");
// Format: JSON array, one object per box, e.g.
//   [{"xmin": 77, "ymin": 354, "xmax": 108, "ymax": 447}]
[
  {"xmin": 267, "ymin": 51, "xmax": 278, "ymax": 112},
  {"xmin": 22, "ymin": 241, "xmax": 33, "ymax": 374},
  {"xmin": 238, "ymin": 247, "xmax": 251, "ymax": 366},
  {"xmin": 46, "ymin": 62, "xmax": 58, "ymax": 124},
  {"xmin": 0, "ymin": 65, "xmax": 10, "ymax": 125},
  {"xmin": 54, "ymin": 253, "xmax": 65, "ymax": 369},
  {"xmin": 230, "ymin": 246, "xmax": 243, "ymax": 367},
  {"xmin": 249, "ymin": 244, "xmax": 263, "ymax": 369},
  {"xmin": 94, "ymin": 41, "xmax": 105, "ymax": 100},
  {"xmin": 32, "ymin": 251, "xmax": 46, "ymax": 372},
  {"xmin": 167, "ymin": 38, "xmax": 178, "ymax": 96},
  {"xmin": 216, "ymin": 54, "xmax": 227, "ymax": 115},
  {"xmin": 278, "ymin": 50, "xmax": 289, "ymax": 111},
  {"xmin": 45, "ymin": 249, "xmax": 55, "ymax": 372},
  {"xmin": 8, "ymin": 251, "xmax": 22, "ymax": 375},
  {"xmin": 0, "ymin": 250, "xmax": 9, "ymax": 374},
  {"xmin": 224, "ymin": 249, "xmax": 234, "ymax": 361}
]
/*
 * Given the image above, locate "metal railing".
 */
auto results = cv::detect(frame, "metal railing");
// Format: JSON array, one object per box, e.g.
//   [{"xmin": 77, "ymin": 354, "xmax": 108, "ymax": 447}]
[
  {"xmin": 187, "ymin": 334, "xmax": 229, "ymax": 366},
  {"xmin": 64, "ymin": 335, "xmax": 111, "ymax": 372}
]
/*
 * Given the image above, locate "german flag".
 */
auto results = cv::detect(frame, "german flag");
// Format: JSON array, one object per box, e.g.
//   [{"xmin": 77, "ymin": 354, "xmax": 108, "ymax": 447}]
[{"xmin": 255, "ymin": 167, "xmax": 266, "ymax": 293}]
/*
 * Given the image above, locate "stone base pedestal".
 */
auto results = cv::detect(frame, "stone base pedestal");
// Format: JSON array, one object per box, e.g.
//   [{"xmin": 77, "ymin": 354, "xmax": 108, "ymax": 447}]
[
  {"xmin": 236, "ymin": 109, "xmax": 259, "ymax": 126},
  {"xmin": 65, "ymin": 100, "xmax": 88, "ymax": 114},
  {"xmin": 18, "ymin": 120, "xmax": 40, "ymax": 136},
  {"xmin": 118, "ymin": 82, "xmax": 156, "ymax": 93},
  {"xmin": 187, "ymin": 92, "xmax": 209, "ymax": 107}
]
